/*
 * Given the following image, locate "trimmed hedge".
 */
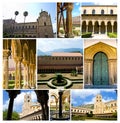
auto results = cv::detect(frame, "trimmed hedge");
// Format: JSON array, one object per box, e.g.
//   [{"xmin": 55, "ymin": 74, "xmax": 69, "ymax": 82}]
[
  {"xmin": 107, "ymin": 33, "xmax": 117, "ymax": 38},
  {"xmin": 40, "ymin": 74, "xmax": 47, "ymax": 77},
  {"xmin": 52, "ymin": 78, "xmax": 67, "ymax": 86},
  {"xmin": 82, "ymin": 32, "xmax": 92, "ymax": 38}
]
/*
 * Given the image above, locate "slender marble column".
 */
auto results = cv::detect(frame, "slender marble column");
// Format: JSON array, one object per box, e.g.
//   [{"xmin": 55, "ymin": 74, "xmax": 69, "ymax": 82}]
[
  {"xmin": 3, "ymin": 50, "xmax": 11, "ymax": 89},
  {"xmin": 14, "ymin": 57, "xmax": 22, "ymax": 89}
]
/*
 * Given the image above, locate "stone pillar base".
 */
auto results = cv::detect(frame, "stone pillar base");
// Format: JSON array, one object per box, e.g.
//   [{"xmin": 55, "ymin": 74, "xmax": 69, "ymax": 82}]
[{"xmin": 65, "ymin": 33, "xmax": 74, "ymax": 38}]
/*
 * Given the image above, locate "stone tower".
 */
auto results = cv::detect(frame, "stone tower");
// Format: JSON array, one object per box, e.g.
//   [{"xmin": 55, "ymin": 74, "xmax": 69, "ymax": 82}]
[
  {"xmin": 37, "ymin": 10, "xmax": 54, "ymax": 38},
  {"xmin": 94, "ymin": 94, "xmax": 105, "ymax": 114},
  {"xmin": 22, "ymin": 94, "xmax": 32, "ymax": 116}
]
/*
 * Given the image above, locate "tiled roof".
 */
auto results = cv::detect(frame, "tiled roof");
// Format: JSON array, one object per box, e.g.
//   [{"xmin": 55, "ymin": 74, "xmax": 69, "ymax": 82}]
[{"xmin": 52, "ymin": 52, "xmax": 82, "ymax": 56}]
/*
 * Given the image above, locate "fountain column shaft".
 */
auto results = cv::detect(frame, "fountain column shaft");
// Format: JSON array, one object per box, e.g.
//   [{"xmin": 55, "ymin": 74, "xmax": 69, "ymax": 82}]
[{"xmin": 59, "ymin": 91, "xmax": 63, "ymax": 118}]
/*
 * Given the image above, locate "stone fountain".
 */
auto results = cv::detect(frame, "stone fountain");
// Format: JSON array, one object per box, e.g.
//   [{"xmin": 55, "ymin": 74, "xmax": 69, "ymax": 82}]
[{"xmin": 51, "ymin": 90, "xmax": 70, "ymax": 120}]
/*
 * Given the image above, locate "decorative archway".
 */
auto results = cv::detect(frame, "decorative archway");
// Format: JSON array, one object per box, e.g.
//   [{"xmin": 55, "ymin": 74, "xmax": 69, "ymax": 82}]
[
  {"xmin": 82, "ymin": 21, "xmax": 86, "ymax": 33},
  {"xmin": 88, "ymin": 21, "xmax": 93, "ymax": 32},
  {"xmin": 50, "ymin": 93, "xmax": 59, "ymax": 111},
  {"xmin": 113, "ymin": 21, "xmax": 117, "ymax": 33},
  {"xmin": 11, "ymin": 39, "xmax": 22, "ymax": 58},
  {"xmin": 11, "ymin": 40, "xmax": 22, "ymax": 89},
  {"xmin": 94, "ymin": 21, "xmax": 99, "ymax": 34},
  {"xmin": 84, "ymin": 41, "xmax": 117, "ymax": 87},
  {"xmin": 107, "ymin": 21, "xmax": 112, "ymax": 33},
  {"xmin": 3, "ymin": 39, "xmax": 36, "ymax": 89},
  {"xmin": 22, "ymin": 43, "xmax": 29, "ymax": 89},
  {"xmin": 101, "ymin": 21, "xmax": 105, "ymax": 34}
]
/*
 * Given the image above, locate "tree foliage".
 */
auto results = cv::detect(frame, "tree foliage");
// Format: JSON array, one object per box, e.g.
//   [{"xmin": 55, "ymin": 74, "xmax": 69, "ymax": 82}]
[{"xmin": 3, "ymin": 110, "xmax": 20, "ymax": 120}]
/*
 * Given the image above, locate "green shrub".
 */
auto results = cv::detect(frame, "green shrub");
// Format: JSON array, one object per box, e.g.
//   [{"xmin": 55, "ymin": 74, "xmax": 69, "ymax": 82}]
[
  {"xmin": 73, "ymin": 30, "xmax": 80, "ymax": 36},
  {"xmin": 86, "ymin": 111, "xmax": 93, "ymax": 117},
  {"xmin": 82, "ymin": 32, "xmax": 92, "ymax": 38},
  {"xmin": 112, "ymin": 112, "xmax": 117, "ymax": 118},
  {"xmin": 72, "ymin": 115, "xmax": 85, "ymax": 120},
  {"xmin": 3, "ymin": 110, "xmax": 20, "ymax": 120},
  {"xmin": 72, "ymin": 26, "xmax": 76, "ymax": 29},
  {"xmin": 107, "ymin": 33, "xmax": 117, "ymax": 38},
  {"xmin": 71, "ymin": 70, "xmax": 77, "ymax": 76},
  {"xmin": 59, "ymin": 29, "xmax": 64, "ymax": 34}
]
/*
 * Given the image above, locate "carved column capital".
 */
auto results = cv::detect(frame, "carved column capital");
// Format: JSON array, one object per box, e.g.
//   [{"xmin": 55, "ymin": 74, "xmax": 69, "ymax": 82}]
[{"xmin": 3, "ymin": 50, "xmax": 11, "ymax": 58}]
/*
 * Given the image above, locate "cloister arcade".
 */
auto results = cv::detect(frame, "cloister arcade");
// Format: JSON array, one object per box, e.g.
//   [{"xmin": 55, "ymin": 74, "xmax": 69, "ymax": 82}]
[
  {"xmin": 3, "ymin": 39, "xmax": 36, "ymax": 89},
  {"xmin": 82, "ymin": 20, "xmax": 117, "ymax": 34}
]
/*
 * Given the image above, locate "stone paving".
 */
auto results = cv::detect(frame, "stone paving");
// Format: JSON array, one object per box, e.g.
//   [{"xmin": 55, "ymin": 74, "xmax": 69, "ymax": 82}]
[{"xmin": 92, "ymin": 34, "xmax": 109, "ymax": 39}]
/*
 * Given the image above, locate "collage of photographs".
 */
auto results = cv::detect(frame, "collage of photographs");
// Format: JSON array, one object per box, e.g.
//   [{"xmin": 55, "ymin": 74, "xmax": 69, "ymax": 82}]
[{"xmin": 2, "ymin": 2, "xmax": 118, "ymax": 121}]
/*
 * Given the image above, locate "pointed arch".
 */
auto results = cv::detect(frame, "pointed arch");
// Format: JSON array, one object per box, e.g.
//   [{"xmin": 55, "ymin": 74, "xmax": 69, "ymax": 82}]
[{"xmin": 11, "ymin": 39, "xmax": 22, "ymax": 58}]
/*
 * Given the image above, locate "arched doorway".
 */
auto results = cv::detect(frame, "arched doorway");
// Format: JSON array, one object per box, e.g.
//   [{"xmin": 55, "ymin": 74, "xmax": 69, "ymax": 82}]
[
  {"xmin": 82, "ymin": 21, "xmax": 86, "ymax": 33},
  {"xmin": 94, "ymin": 21, "xmax": 99, "ymax": 34},
  {"xmin": 101, "ymin": 21, "xmax": 105, "ymax": 34},
  {"xmin": 113, "ymin": 21, "xmax": 117, "ymax": 33},
  {"xmin": 93, "ymin": 52, "xmax": 109, "ymax": 85},
  {"xmin": 88, "ymin": 21, "xmax": 93, "ymax": 32},
  {"xmin": 107, "ymin": 22, "xmax": 112, "ymax": 32}
]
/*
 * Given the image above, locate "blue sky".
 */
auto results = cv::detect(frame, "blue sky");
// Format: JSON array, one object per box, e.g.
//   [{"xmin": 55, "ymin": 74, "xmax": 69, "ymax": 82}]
[
  {"xmin": 72, "ymin": 89, "xmax": 117, "ymax": 107},
  {"xmin": 73, "ymin": 3, "xmax": 81, "ymax": 16},
  {"xmin": 63, "ymin": 2, "xmax": 81, "ymax": 18},
  {"xmin": 3, "ymin": 90, "xmax": 37, "ymax": 113},
  {"xmin": 82, "ymin": 2, "xmax": 117, "ymax": 5},
  {"xmin": 37, "ymin": 38, "xmax": 83, "ymax": 52},
  {"xmin": 3, "ymin": 3, "xmax": 56, "ymax": 32}
]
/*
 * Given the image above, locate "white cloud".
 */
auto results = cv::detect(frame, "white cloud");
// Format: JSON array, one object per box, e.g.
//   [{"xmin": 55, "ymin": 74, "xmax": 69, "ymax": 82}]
[
  {"xmin": 72, "ymin": 90, "xmax": 101, "ymax": 99},
  {"xmin": 83, "ymin": 97, "xmax": 96, "ymax": 105},
  {"xmin": 3, "ymin": 91, "xmax": 38, "ymax": 113},
  {"xmin": 102, "ymin": 96, "xmax": 115, "ymax": 103},
  {"xmin": 72, "ymin": 89, "xmax": 116, "ymax": 99},
  {"xmin": 37, "ymin": 39, "xmax": 83, "ymax": 52},
  {"xmin": 52, "ymin": 22, "xmax": 56, "ymax": 33},
  {"xmin": 30, "ymin": 91, "xmax": 37, "ymax": 102},
  {"xmin": 75, "ymin": 3, "xmax": 80, "ymax": 6},
  {"xmin": 102, "ymin": 89, "xmax": 116, "ymax": 93},
  {"xmin": 3, "ymin": 3, "xmax": 38, "ymax": 22},
  {"xmin": 3, "ymin": 91, "xmax": 37, "ymax": 112},
  {"xmin": 71, "ymin": 98, "xmax": 77, "ymax": 105},
  {"xmin": 3, "ymin": 99, "xmax": 9, "ymax": 111}
]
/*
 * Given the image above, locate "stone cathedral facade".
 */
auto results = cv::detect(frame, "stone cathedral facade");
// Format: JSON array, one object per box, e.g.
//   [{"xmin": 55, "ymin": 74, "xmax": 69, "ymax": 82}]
[
  {"xmin": 20, "ymin": 93, "xmax": 42, "ymax": 120},
  {"xmin": 72, "ymin": 94, "xmax": 117, "ymax": 115},
  {"xmin": 3, "ymin": 10, "xmax": 54, "ymax": 38}
]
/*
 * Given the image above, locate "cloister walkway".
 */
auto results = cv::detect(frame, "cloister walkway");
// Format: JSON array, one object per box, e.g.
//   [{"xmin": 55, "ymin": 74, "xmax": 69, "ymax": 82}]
[{"xmin": 92, "ymin": 34, "xmax": 109, "ymax": 39}]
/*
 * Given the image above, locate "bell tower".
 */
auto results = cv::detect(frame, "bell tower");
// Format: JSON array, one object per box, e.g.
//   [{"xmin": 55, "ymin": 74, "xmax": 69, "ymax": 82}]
[
  {"xmin": 37, "ymin": 10, "xmax": 54, "ymax": 38},
  {"xmin": 22, "ymin": 94, "xmax": 32, "ymax": 116},
  {"xmin": 94, "ymin": 94, "xmax": 105, "ymax": 114}
]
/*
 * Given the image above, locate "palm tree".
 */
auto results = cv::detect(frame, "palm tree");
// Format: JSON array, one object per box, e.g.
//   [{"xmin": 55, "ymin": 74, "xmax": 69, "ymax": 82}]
[
  {"xmin": 14, "ymin": 11, "xmax": 19, "ymax": 20},
  {"xmin": 23, "ymin": 11, "xmax": 28, "ymax": 37},
  {"xmin": 23, "ymin": 11, "xmax": 28, "ymax": 23},
  {"xmin": 13, "ymin": 11, "xmax": 19, "ymax": 37}
]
